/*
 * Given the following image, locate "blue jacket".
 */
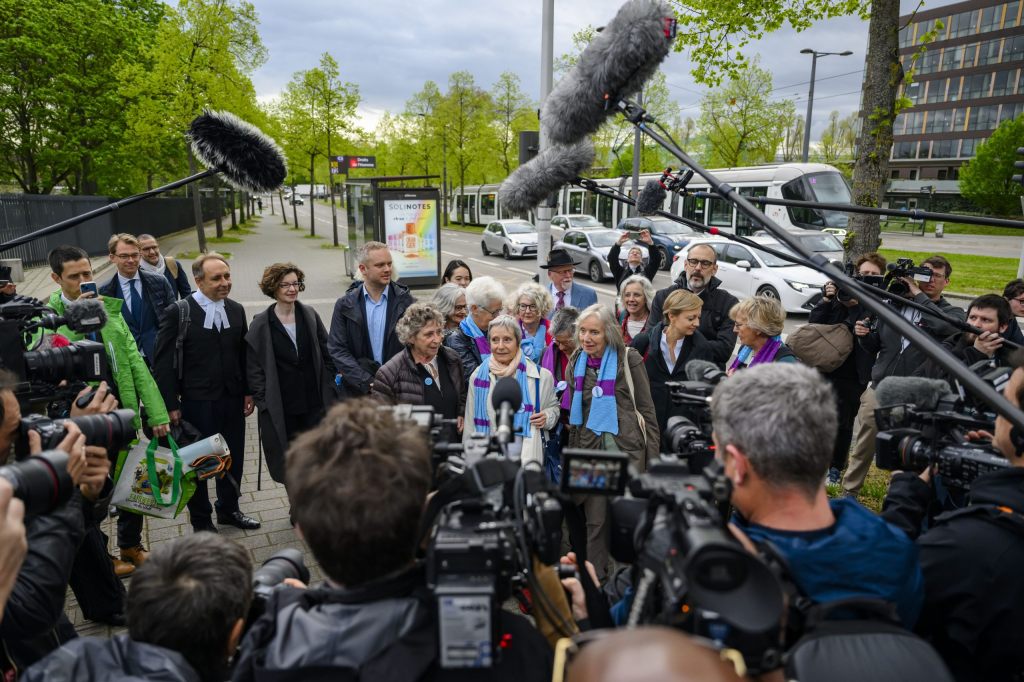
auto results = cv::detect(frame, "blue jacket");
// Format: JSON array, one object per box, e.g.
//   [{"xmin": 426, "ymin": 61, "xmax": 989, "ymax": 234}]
[
  {"xmin": 545, "ymin": 283, "xmax": 597, "ymax": 319},
  {"xmin": 736, "ymin": 497, "xmax": 925, "ymax": 628}
]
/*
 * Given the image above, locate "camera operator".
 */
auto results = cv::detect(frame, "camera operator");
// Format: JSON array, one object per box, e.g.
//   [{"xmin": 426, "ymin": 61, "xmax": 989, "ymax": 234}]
[
  {"xmin": 843, "ymin": 255, "xmax": 966, "ymax": 497},
  {"xmin": 810, "ymin": 253, "xmax": 886, "ymax": 484},
  {"xmin": 22, "ymin": 533, "xmax": 252, "ymax": 682},
  {"xmin": 881, "ymin": 351, "xmax": 1024, "ymax": 681},
  {"xmin": 914, "ymin": 294, "xmax": 1014, "ymax": 385},
  {"xmin": 713, "ymin": 364, "xmax": 924, "ymax": 627},
  {"xmin": 232, "ymin": 399, "xmax": 553, "ymax": 682}
]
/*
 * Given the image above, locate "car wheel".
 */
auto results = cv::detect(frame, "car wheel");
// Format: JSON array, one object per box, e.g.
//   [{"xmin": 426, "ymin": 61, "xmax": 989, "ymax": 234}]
[
  {"xmin": 757, "ymin": 285, "xmax": 780, "ymax": 301},
  {"xmin": 658, "ymin": 247, "xmax": 671, "ymax": 271},
  {"xmin": 481, "ymin": 241, "xmax": 489, "ymax": 256},
  {"xmin": 502, "ymin": 245, "xmax": 511, "ymax": 260},
  {"xmin": 589, "ymin": 260, "xmax": 603, "ymax": 283}
]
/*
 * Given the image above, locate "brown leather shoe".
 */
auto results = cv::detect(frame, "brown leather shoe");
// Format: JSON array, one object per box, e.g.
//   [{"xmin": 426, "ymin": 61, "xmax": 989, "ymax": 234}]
[
  {"xmin": 120, "ymin": 545, "xmax": 149, "ymax": 567},
  {"xmin": 111, "ymin": 556, "xmax": 135, "ymax": 578}
]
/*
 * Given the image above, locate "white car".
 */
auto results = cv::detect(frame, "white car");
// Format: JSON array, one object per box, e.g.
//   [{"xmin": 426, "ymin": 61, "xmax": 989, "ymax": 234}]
[
  {"xmin": 481, "ymin": 220, "xmax": 538, "ymax": 259},
  {"xmin": 671, "ymin": 238, "xmax": 828, "ymax": 313},
  {"xmin": 549, "ymin": 214, "xmax": 606, "ymax": 244},
  {"xmin": 751, "ymin": 229, "xmax": 846, "ymax": 265}
]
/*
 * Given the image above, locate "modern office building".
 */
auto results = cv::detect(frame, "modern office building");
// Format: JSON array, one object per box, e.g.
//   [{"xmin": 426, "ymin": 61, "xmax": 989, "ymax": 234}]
[{"xmin": 885, "ymin": 0, "xmax": 1023, "ymax": 207}]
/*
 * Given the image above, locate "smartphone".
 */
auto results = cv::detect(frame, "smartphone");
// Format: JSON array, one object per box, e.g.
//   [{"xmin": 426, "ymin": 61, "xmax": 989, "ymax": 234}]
[
  {"xmin": 79, "ymin": 281, "xmax": 98, "ymax": 297},
  {"xmin": 627, "ymin": 230, "xmax": 642, "ymax": 241}
]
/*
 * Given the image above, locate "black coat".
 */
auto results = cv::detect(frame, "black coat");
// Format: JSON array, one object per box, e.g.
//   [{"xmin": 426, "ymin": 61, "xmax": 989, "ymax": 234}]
[
  {"xmin": 808, "ymin": 298, "xmax": 874, "ymax": 385},
  {"xmin": 372, "ymin": 346, "xmax": 466, "ymax": 419},
  {"xmin": 649, "ymin": 275, "xmax": 738, "ymax": 366},
  {"xmin": 246, "ymin": 302, "xmax": 338, "ymax": 484},
  {"xmin": 21, "ymin": 634, "xmax": 201, "ymax": 682},
  {"xmin": 152, "ymin": 296, "xmax": 250, "ymax": 411},
  {"xmin": 881, "ymin": 468, "xmax": 1024, "ymax": 681},
  {"xmin": 608, "ymin": 242, "xmax": 661, "ymax": 290},
  {"xmin": 327, "ymin": 281, "xmax": 414, "ymax": 395},
  {"xmin": 914, "ymin": 331, "xmax": 1012, "ymax": 388},
  {"xmin": 444, "ymin": 326, "xmax": 482, "ymax": 383},
  {"xmin": 100, "ymin": 269, "xmax": 175, "ymax": 360}
]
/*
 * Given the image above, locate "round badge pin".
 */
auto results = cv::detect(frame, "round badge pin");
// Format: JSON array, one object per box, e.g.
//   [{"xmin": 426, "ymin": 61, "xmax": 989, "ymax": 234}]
[
  {"xmin": 424, "ymin": 377, "xmax": 433, "ymax": 386},
  {"xmin": 556, "ymin": 380, "xmax": 568, "ymax": 393},
  {"xmin": 592, "ymin": 386, "xmax": 603, "ymax": 398}
]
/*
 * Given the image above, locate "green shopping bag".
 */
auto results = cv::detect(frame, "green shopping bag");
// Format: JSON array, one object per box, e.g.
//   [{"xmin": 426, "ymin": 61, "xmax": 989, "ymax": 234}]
[{"xmin": 111, "ymin": 436, "xmax": 198, "ymax": 519}]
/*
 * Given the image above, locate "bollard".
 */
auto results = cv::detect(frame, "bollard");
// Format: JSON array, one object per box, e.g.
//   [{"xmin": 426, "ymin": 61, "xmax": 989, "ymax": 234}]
[{"xmin": 935, "ymin": 223, "xmax": 944, "ymax": 238}]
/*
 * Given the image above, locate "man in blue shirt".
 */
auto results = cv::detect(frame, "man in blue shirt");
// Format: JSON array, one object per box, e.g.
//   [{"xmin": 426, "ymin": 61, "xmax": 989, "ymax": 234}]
[
  {"xmin": 327, "ymin": 242, "xmax": 414, "ymax": 396},
  {"xmin": 711, "ymin": 363, "xmax": 924, "ymax": 628}
]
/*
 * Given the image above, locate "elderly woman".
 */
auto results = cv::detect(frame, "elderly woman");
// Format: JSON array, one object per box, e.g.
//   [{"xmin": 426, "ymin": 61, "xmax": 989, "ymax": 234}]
[
  {"xmin": 246, "ymin": 263, "xmax": 338, "ymax": 484},
  {"xmin": 727, "ymin": 296, "xmax": 798, "ymax": 375},
  {"xmin": 431, "ymin": 283, "xmax": 468, "ymax": 339},
  {"xmin": 446, "ymin": 275, "xmax": 506, "ymax": 381},
  {"xmin": 463, "ymin": 315, "xmax": 559, "ymax": 465},
  {"xmin": 639, "ymin": 289, "xmax": 715, "ymax": 441},
  {"xmin": 373, "ymin": 302, "xmax": 466, "ymax": 438},
  {"xmin": 617, "ymin": 274, "xmax": 656, "ymax": 344},
  {"xmin": 539, "ymin": 306, "xmax": 580, "ymax": 482},
  {"xmin": 442, "ymin": 259, "xmax": 473, "ymax": 287},
  {"xmin": 567, "ymin": 304, "xmax": 659, "ymax": 579},
  {"xmin": 510, "ymin": 281, "xmax": 554, "ymax": 364}
]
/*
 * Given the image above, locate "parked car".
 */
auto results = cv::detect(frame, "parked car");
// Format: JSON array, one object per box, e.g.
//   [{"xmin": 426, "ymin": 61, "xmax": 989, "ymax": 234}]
[
  {"xmin": 751, "ymin": 229, "xmax": 846, "ymax": 265},
  {"xmin": 289, "ymin": 195, "xmax": 304, "ymax": 205},
  {"xmin": 617, "ymin": 216, "xmax": 698, "ymax": 271},
  {"xmin": 549, "ymin": 214, "xmax": 606, "ymax": 243},
  {"xmin": 670, "ymin": 238, "xmax": 828, "ymax": 313},
  {"xmin": 481, "ymin": 219, "xmax": 538, "ymax": 259},
  {"xmin": 554, "ymin": 228, "xmax": 650, "ymax": 283}
]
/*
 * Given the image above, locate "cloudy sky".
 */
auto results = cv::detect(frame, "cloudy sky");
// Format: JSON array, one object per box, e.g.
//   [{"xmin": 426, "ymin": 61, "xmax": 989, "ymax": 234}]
[{"xmin": 248, "ymin": 0, "xmax": 960, "ymax": 143}]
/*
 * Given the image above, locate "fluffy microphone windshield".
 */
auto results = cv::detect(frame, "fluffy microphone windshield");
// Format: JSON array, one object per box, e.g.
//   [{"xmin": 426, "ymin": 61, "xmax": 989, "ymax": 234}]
[
  {"xmin": 875, "ymin": 376, "xmax": 951, "ymax": 411},
  {"xmin": 542, "ymin": 0, "xmax": 675, "ymax": 147},
  {"xmin": 636, "ymin": 178, "xmax": 667, "ymax": 215},
  {"xmin": 62, "ymin": 298, "xmax": 108, "ymax": 334},
  {"xmin": 188, "ymin": 110, "xmax": 288, "ymax": 193},
  {"xmin": 499, "ymin": 140, "xmax": 595, "ymax": 215}
]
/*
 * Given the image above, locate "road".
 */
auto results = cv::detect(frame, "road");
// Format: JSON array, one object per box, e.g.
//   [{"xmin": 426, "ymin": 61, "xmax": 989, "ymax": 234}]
[{"xmin": 881, "ymin": 231, "xmax": 1024, "ymax": 258}]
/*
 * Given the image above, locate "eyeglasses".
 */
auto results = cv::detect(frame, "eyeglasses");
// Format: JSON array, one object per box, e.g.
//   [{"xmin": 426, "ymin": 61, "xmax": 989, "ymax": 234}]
[
  {"xmin": 278, "ymin": 281, "xmax": 303, "ymax": 290},
  {"xmin": 482, "ymin": 306, "xmax": 501, "ymax": 316},
  {"xmin": 686, "ymin": 258, "xmax": 714, "ymax": 269},
  {"xmin": 453, "ymin": 304, "xmax": 468, "ymax": 312},
  {"xmin": 1013, "ymin": 297, "xmax": 1024, "ymax": 305},
  {"xmin": 733, "ymin": 321, "xmax": 747, "ymax": 329},
  {"xmin": 115, "ymin": 253, "xmax": 141, "ymax": 261},
  {"xmin": 518, "ymin": 303, "xmax": 538, "ymax": 311}
]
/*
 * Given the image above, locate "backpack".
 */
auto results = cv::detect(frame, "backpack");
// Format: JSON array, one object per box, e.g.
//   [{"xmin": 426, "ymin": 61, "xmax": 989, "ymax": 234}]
[
  {"xmin": 786, "ymin": 323, "xmax": 853, "ymax": 372},
  {"xmin": 164, "ymin": 255, "xmax": 180, "ymax": 280},
  {"xmin": 173, "ymin": 299, "xmax": 191, "ymax": 381}
]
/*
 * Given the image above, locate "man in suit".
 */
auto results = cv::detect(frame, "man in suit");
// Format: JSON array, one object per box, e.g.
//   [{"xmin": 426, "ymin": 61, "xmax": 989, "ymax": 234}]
[
  {"xmin": 543, "ymin": 248, "xmax": 598, "ymax": 318},
  {"xmin": 153, "ymin": 253, "xmax": 260, "ymax": 532},
  {"xmin": 138, "ymin": 234, "xmax": 192, "ymax": 300},
  {"xmin": 101, "ymin": 234, "xmax": 175, "ymax": 362},
  {"xmin": 328, "ymin": 241, "xmax": 414, "ymax": 396}
]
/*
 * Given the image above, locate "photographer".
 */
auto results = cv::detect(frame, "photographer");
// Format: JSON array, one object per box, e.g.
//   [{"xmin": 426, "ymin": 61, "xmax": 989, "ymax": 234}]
[
  {"xmin": 843, "ymin": 255, "xmax": 966, "ymax": 497},
  {"xmin": 713, "ymin": 364, "xmax": 923, "ymax": 627},
  {"xmin": 914, "ymin": 294, "xmax": 1014, "ymax": 386},
  {"xmin": 22, "ymin": 533, "xmax": 252, "ymax": 682},
  {"xmin": 810, "ymin": 253, "xmax": 886, "ymax": 484},
  {"xmin": 0, "ymin": 480, "xmax": 26, "ymax": 625},
  {"xmin": 881, "ymin": 352, "xmax": 1024, "ymax": 681},
  {"xmin": 232, "ymin": 399, "xmax": 553, "ymax": 682}
]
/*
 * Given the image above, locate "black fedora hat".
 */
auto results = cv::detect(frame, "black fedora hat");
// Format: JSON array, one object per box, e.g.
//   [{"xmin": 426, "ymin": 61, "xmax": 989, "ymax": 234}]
[{"xmin": 540, "ymin": 248, "xmax": 579, "ymax": 269}]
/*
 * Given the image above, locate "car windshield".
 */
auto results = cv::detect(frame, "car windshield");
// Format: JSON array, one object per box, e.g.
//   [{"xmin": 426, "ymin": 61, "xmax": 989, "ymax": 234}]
[
  {"xmin": 798, "ymin": 233, "xmax": 843, "ymax": 252},
  {"xmin": 504, "ymin": 222, "xmax": 535, "ymax": 234},
  {"xmin": 588, "ymin": 231, "xmax": 618, "ymax": 247},
  {"xmin": 648, "ymin": 220, "xmax": 694, "ymax": 236},
  {"xmin": 569, "ymin": 216, "xmax": 603, "ymax": 227},
  {"xmin": 755, "ymin": 245, "xmax": 802, "ymax": 268}
]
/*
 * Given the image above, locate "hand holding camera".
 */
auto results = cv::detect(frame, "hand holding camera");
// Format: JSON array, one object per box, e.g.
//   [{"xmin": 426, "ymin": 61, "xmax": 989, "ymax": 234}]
[
  {"xmin": 71, "ymin": 381, "xmax": 119, "ymax": 417},
  {"xmin": 974, "ymin": 330, "xmax": 1005, "ymax": 358},
  {"xmin": 822, "ymin": 281, "xmax": 838, "ymax": 301},
  {"xmin": 28, "ymin": 422, "xmax": 86, "ymax": 486},
  {"xmin": 79, "ymin": 446, "xmax": 111, "ymax": 502},
  {"xmin": 0, "ymin": 479, "xmax": 27, "ymax": 621}
]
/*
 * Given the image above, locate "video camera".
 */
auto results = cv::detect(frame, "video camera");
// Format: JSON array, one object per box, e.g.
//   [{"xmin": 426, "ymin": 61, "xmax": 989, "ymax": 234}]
[
  {"xmin": 826, "ymin": 262, "xmax": 885, "ymax": 303},
  {"xmin": 662, "ymin": 360, "xmax": 725, "ymax": 472},
  {"xmin": 883, "ymin": 258, "xmax": 934, "ymax": 298}
]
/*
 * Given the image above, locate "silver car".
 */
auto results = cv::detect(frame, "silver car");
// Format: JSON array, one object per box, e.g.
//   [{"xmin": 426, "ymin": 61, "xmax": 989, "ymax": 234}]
[
  {"xmin": 549, "ymin": 214, "xmax": 605, "ymax": 244},
  {"xmin": 554, "ymin": 228, "xmax": 650, "ymax": 283},
  {"xmin": 481, "ymin": 220, "xmax": 538, "ymax": 259}
]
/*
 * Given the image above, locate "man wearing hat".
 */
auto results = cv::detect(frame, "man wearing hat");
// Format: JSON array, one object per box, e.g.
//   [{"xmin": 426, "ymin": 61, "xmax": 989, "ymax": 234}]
[{"xmin": 542, "ymin": 248, "xmax": 598, "ymax": 318}]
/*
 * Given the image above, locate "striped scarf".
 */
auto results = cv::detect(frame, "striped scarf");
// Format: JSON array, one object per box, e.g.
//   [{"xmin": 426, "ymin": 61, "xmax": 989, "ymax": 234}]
[
  {"xmin": 471, "ymin": 357, "xmax": 534, "ymax": 438},
  {"xmin": 520, "ymin": 318, "xmax": 550, "ymax": 365},
  {"xmin": 728, "ymin": 335, "xmax": 783, "ymax": 374},
  {"xmin": 459, "ymin": 316, "xmax": 490, "ymax": 361},
  {"xmin": 541, "ymin": 342, "xmax": 572, "ymax": 410},
  {"xmin": 569, "ymin": 346, "xmax": 619, "ymax": 436}
]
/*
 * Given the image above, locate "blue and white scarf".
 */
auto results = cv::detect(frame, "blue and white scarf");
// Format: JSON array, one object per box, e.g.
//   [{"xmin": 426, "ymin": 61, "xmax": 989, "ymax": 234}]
[
  {"xmin": 569, "ymin": 346, "xmax": 619, "ymax": 436},
  {"xmin": 519, "ymin": 318, "xmax": 549, "ymax": 365},
  {"xmin": 459, "ymin": 317, "xmax": 490, "ymax": 361},
  {"xmin": 471, "ymin": 356, "xmax": 534, "ymax": 438}
]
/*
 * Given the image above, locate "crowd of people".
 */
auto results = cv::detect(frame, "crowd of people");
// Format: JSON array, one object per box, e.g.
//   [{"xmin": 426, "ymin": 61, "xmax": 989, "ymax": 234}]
[{"xmin": 1, "ymin": 234, "xmax": 1023, "ymax": 681}]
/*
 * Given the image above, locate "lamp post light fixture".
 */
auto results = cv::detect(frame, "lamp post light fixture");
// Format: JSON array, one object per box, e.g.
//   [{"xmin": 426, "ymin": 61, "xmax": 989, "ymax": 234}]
[{"xmin": 800, "ymin": 48, "xmax": 853, "ymax": 163}]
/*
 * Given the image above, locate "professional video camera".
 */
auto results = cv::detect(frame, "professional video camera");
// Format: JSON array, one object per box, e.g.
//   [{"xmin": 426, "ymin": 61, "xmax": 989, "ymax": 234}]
[
  {"xmin": 662, "ymin": 360, "xmax": 725, "ymax": 472},
  {"xmin": 0, "ymin": 297, "xmax": 109, "ymax": 406},
  {"xmin": 882, "ymin": 257, "xmax": 934, "ymax": 298},
  {"xmin": 561, "ymin": 449, "xmax": 784, "ymax": 674}
]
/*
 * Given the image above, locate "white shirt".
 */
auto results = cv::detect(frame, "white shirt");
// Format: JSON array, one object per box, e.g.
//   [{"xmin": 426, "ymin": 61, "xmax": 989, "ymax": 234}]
[
  {"xmin": 192, "ymin": 291, "xmax": 230, "ymax": 331},
  {"xmin": 282, "ymin": 322, "xmax": 297, "ymax": 348},
  {"xmin": 660, "ymin": 331, "xmax": 684, "ymax": 374},
  {"xmin": 117, "ymin": 273, "xmax": 140, "ymax": 314},
  {"xmin": 549, "ymin": 282, "xmax": 573, "ymax": 306}
]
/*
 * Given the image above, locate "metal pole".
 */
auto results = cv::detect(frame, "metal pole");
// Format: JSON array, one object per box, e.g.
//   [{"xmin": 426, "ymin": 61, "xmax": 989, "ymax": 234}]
[
  {"xmin": 801, "ymin": 53, "xmax": 817, "ymax": 163},
  {"xmin": 536, "ymin": 0, "xmax": 555, "ymax": 279},
  {"xmin": 631, "ymin": 87, "xmax": 643, "ymax": 217}
]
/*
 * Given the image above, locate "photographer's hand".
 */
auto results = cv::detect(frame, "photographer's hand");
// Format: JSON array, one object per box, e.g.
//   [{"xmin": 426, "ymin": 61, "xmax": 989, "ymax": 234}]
[
  {"xmin": 901, "ymin": 276, "xmax": 922, "ymax": 297},
  {"xmin": 854, "ymin": 319, "xmax": 871, "ymax": 337},
  {"xmin": 29, "ymin": 422, "xmax": 87, "ymax": 485},
  {"xmin": 974, "ymin": 330, "xmax": 1004, "ymax": 358},
  {"xmin": 79, "ymin": 446, "xmax": 111, "ymax": 501},
  {"xmin": 0, "ymin": 480, "xmax": 27, "ymax": 624},
  {"xmin": 71, "ymin": 381, "xmax": 118, "ymax": 417},
  {"xmin": 822, "ymin": 282, "xmax": 837, "ymax": 301},
  {"xmin": 559, "ymin": 552, "xmax": 599, "ymax": 622}
]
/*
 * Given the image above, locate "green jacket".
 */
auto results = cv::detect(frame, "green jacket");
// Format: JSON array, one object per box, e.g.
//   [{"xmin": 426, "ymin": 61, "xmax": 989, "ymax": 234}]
[{"xmin": 44, "ymin": 292, "xmax": 169, "ymax": 429}]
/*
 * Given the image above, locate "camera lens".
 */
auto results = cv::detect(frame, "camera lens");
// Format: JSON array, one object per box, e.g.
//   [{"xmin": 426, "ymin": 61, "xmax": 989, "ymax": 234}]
[
  {"xmin": 0, "ymin": 451, "xmax": 74, "ymax": 517},
  {"xmin": 253, "ymin": 548, "xmax": 309, "ymax": 589},
  {"xmin": 24, "ymin": 341, "xmax": 107, "ymax": 385},
  {"xmin": 67, "ymin": 409, "xmax": 137, "ymax": 453}
]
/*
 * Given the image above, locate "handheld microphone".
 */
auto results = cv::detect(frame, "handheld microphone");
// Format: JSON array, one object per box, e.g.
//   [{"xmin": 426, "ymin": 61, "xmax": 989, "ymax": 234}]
[
  {"xmin": 541, "ymin": 0, "xmax": 676, "ymax": 147},
  {"xmin": 491, "ymin": 377, "xmax": 524, "ymax": 446},
  {"xmin": 636, "ymin": 177, "xmax": 667, "ymax": 215},
  {"xmin": 188, "ymin": 110, "xmax": 288, "ymax": 193},
  {"xmin": 498, "ymin": 140, "xmax": 595, "ymax": 215},
  {"xmin": 874, "ymin": 376, "xmax": 951, "ymax": 411},
  {"xmin": 684, "ymin": 359, "xmax": 726, "ymax": 385}
]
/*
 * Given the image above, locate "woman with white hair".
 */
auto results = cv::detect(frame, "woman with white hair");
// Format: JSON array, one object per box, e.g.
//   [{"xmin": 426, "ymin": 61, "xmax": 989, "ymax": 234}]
[
  {"xmin": 510, "ymin": 282, "xmax": 554, "ymax": 364},
  {"xmin": 617, "ymin": 274, "xmax": 656, "ymax": 344},
  {"xmin": 445, "ymin": 276, "xmax": 506, "ymax": 381},
  {"xmin": 431, "ymin": 283, "xmax": 468, "ymax": 340},
  {"xmin": 566, "ymin": 303, "xmax": 659, "ymax": 579},
  {"xmin": 463, "ymin": 315, "xmax": 559, "ymax": 464},
  {"xmin": 539, "ymin": 306, "xmax": 580, "ymax": 482},
  {"xmin": 726, "ymin": 296, "xmax": 798, "ymax": 375}
]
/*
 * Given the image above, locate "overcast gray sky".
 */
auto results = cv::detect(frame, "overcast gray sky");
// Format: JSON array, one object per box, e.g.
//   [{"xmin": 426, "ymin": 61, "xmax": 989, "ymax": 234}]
[{"xmin": 249, "ymin": 0, "xmax": 961, "ymax": 144}]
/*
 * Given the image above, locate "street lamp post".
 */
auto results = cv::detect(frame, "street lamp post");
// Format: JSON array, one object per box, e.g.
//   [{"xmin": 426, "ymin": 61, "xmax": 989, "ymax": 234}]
[{"xmin": 800, "ymin": 49, "xmax": 853, "ymax": 163}]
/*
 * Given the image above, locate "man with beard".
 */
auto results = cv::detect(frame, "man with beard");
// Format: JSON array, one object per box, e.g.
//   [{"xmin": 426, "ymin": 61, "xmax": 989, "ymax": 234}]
[
  {"xmin": 649, "ymin": 243, "xmax": 738, "ymax": 366},
  {"xmin": 138, "ymin": 234, "xmax": 191, "ymax": 300},
  {"xmin": 915, "ymin": 294, "xmax": 1014, "ymax": 385}
]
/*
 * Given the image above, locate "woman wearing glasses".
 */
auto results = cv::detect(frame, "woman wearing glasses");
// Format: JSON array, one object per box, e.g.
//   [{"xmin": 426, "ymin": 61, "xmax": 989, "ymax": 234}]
[
  {"xmin": 510, "ymin": 282, "xmax": 554, "ymax": 364},
  {"xmin": 431, "ymin": 283, "xmax": 468, "ymax": 340},
  {"xmin": 246, "ymin": 263, "xmax": 338, "ymax": 484}
]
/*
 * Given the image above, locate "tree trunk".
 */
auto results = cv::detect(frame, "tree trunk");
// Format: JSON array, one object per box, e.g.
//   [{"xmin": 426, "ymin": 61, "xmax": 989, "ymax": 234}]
[
  {"xmin": 214, "ymin": 179, "xmax": 224, "ymax": 238},
  {"xmin": 279, "ymin": 190, "xmax": 288, "ymax": 224},
  {"xmin": 229, "ymin": 189, "xmax": 238, "ymax": 230},
  {"xmin": 848, "ymin": 0, "xmax": 902, "ymax": 259},
  {"xmin": 188, "ymin": 148, "xmax": 207, "ymax": 253},
  {"xmin": 239, "ymin": 191, "xmax": 247, "ymax": 224}
]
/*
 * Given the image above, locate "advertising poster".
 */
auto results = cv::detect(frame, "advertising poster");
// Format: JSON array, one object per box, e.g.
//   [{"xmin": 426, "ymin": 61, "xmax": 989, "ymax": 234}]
[{"xmin": 380, "ymin": 189, "xmax": 441, "ymax": 285}]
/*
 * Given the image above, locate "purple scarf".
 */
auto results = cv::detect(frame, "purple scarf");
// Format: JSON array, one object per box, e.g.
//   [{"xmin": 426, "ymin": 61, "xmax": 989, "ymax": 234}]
[{"xmin": 728, "ymin": 336, "xmax": 783, "ymax": 374}]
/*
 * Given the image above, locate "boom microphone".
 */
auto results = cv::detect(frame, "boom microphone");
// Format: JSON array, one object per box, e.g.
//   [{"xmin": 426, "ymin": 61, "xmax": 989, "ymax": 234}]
[
  {"xmin": 636, "ymin": 178, "xmax": 667, "ymax": 215},
  {"xmin": 498, "ymin": 140, "xmax": 595, "ymax": 214},
  {"xmin": 875, "ymin": 376, "xmax": 952, "ymax": 411},
  {"xmin": 541, "ymin": 0, "xmax": 676, "ymax": 147},
  {"xmin": 491, "ymin": 376, "xmax": 524, "ymax": 446},
  {"xmin": 189, "ymin": 110, "xmax": 288, "ymax": 193}
]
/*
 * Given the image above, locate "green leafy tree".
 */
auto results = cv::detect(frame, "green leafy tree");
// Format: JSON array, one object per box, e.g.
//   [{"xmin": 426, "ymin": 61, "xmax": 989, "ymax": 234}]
[
  {"xmin": 436, "ymin": 71, "xmax": 494, "ymax": 221},
  {"xmin": 959, "ymin": 116, "xmax": 1024, "ymax": 217},
  {"xmin": 490, "ymin": 72, "xmax": 536, "ymax": 177},
  {"xmin": 818, "ymin": 110, "xmax": 857, "ymax": 163},
  {"xmin": 404, "ymin": 81, "xmax": 443, "ymax": 177}
]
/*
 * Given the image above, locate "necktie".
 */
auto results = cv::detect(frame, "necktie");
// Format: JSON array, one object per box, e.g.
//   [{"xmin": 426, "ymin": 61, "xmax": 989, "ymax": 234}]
[
  {"xmin": 425, "ymin": 363, "xmax": 440, "ymax": 393},
  {"xmin": 129, "ymin": 279, "xmax": 143, "ymax": 317},
  {"xmin": 556, "ymin": 290, "xmax": 565, "ymax": 310}
]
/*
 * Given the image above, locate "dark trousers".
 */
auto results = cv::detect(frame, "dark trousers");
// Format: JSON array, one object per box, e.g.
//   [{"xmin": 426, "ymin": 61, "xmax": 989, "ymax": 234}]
[
  {"xmin": 829, "ymin": 377, "xmax": 867, "ymax": 472},
  {"xmin": 70, "ymin": 525, "xmax": 126, "ymax": 620},
  {"xmin": 283, "ymin": 410, "xmax": 323, "ymax": 443},
  {"xmin": 116, "ymin": 510, "xmax": 143, "ymax": 549},
  {"xmin": 183, "ymin": 395, "xmax": 245, "ymax": 526}
]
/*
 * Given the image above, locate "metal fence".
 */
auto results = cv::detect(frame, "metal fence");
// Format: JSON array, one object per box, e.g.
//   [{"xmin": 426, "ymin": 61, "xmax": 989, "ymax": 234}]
[{"xmin": 0, "ymin": 194, "xmax": 222, "ymax": 266}]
